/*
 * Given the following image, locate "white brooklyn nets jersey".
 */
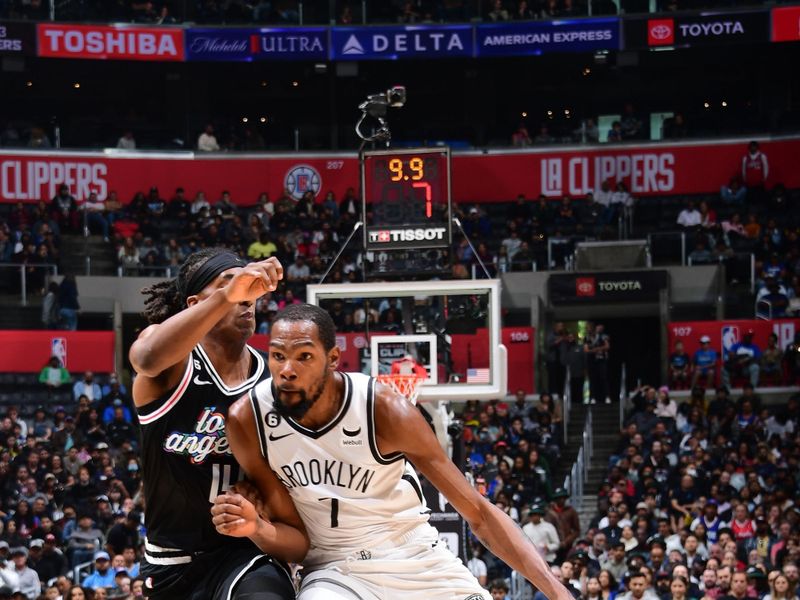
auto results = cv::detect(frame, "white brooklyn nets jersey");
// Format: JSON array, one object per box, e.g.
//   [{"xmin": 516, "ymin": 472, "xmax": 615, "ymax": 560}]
[{"xmin": 249, "ymin": 372, "xmax": 433, "ymax": 568}]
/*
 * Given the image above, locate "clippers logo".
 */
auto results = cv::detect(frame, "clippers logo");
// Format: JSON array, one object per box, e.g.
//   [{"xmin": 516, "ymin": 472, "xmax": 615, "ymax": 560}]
[
  {"xmin": 648, "ymin": 19, "xmax": 675, "ymax": 46},
  {"xmin": 284, "ymin": 164, "xmax": 321, "ymax": 201},
  {"xmin": 576, "ymin": 277, "xmax": 596, "ymax": 297}
]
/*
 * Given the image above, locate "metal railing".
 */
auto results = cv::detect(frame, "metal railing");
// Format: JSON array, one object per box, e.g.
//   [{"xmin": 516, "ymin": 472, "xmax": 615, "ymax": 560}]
[
  {"xmin": 756, "ymin": 298, "xmax": 773, "ymax": 320},
  {"xmin": 0, "ymin": 262, "xmax": 59, "ymax": 306},
  {"xmin": 470, "ymin": 259, "xmax": 537, "ymax": 279},
  {"xmin": 563, "ymin": 407, "xmax": 592, "ymax": 510},
  {"xmin": 647, "ymin": 231, "xmax": 686, "ymax": 266},
  {"xmin": 117, "ymin": 265, "xmax": 173, "ymax": 277},
  {"xmin": 618, "ymin": 362, "xmax": 627, "ymax": 429},
  {"xmin": 562, "ymin": 367, "xmax": 571, "ymax": 444}
]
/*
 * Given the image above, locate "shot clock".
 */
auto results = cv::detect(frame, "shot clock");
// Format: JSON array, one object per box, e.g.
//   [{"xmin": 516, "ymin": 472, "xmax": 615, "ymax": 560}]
[{"xmin": 361, "ymin": 147, "xmax": 452, "ymax": 251}]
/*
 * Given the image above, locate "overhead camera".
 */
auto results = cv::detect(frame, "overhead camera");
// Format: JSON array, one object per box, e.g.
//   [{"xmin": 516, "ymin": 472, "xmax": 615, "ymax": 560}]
[{"xmin": 356, "ymin": 86, "xmax": 407, "ymax": 143}]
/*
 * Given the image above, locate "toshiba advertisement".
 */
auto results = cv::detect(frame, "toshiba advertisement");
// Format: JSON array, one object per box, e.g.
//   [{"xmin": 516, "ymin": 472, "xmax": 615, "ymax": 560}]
[{"xmin": 37, "ymin": 23, "xmax": 185, "ymax": 61}]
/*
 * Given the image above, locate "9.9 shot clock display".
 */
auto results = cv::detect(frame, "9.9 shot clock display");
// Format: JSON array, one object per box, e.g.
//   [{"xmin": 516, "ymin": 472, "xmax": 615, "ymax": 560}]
[{"xmin": 361, "ymin": 147, "xmax": 452, "ymax": 251}]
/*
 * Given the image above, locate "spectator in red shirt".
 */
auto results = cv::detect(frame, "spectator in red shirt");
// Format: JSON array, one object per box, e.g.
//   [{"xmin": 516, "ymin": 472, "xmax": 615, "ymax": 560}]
[{"xmin": 742, "ymin": 141, "xmax": 769, "ymax": 203}]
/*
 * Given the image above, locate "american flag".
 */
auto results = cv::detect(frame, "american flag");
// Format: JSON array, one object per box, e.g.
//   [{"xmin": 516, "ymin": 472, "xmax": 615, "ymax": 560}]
[{"xmin": 466, "ymin": 368, "xmax": 490, "ymax": 383}]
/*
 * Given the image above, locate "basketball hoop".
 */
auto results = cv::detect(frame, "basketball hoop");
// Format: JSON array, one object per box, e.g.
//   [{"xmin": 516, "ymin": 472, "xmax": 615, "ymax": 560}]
[{"xmin": 376, "ymin": 374, "xmax": 426, "ymax": 405}]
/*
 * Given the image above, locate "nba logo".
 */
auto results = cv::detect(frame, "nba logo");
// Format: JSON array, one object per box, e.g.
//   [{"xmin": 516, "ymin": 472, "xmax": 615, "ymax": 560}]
[
  {"xmin": 721, "ymin": 326, "xmax": 739, "ymax": 360},
  {"xmin": 51, "ymin": 337, "xmax": 67, "ymax": 368}
]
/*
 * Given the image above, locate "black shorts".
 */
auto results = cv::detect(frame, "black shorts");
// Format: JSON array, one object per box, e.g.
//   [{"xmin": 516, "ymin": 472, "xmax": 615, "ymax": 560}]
[{"xmin": 143, "ymin": 544, "xmax": 293, "ymax": 600}]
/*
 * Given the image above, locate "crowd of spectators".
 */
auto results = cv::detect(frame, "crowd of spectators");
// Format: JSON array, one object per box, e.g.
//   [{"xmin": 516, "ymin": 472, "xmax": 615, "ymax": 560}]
[
  {"xmin": 0, "ymin": 366, "xmax": 144, "ymax": 600},
  {"xmin": 0, "ymin": 0, "xmax": 785, "ymax": 23},
  {"xmin": 673, "ymin": 143, "xmax": 800, "ymax": 318}
]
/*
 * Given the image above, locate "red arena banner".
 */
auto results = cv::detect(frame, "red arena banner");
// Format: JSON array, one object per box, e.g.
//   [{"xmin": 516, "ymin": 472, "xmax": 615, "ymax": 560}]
[
  {"xmin": 0, "ymin": 330, "xmax": 115, "ymax": 373},
  {"xmin": 251, "ymin": 326, "xmax": 536, "ymax": 394},
  {"xmin": 37, "ymin": 23, "xmax": 184, "ymax": 61},
  {"xmin": 772, "ymin": 6, "xmax": 800, "ymax": 42},
  {"xmin": 668, "ymin": 318, "xmax": 800, "ymax": 362},
  {"xmin": 2, "ymin": 136, "xmax": 799, "ymax": 204}
]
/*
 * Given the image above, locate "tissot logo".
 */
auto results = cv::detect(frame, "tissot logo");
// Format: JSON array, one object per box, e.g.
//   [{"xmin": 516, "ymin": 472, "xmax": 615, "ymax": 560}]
[
  {"xmin": 368, "ymin": 227, "xmax": 446, "ymax": 243},
  {"xmin": 576, "ymin": 277, "xmax": 596, "ymax": 297},
  {"xmin": 647, "ymin": 19, "xmax": 674, "ymax": 45}
]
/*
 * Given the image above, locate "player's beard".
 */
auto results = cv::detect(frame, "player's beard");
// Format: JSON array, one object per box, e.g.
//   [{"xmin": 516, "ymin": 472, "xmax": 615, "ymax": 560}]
[{"xmin": 273, "ymin": 367, "xmax": 329, "ymax": 420}]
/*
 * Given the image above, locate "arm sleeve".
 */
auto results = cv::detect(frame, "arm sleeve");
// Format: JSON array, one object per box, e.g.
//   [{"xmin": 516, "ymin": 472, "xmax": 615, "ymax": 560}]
[{"xmin": 762, "ymin": 154, "xmax": 769, "ymax": 179}]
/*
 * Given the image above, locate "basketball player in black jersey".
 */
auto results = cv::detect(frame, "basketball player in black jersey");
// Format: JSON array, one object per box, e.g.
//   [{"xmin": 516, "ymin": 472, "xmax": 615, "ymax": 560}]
[{"xmin": 129, "ymin": 248, "xmax": 307, "ymax": 600}]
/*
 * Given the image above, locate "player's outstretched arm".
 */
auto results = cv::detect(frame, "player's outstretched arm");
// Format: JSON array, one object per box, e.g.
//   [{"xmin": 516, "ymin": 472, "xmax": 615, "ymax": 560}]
[
  {"xmin": 211, "ymin": 394, "xmax": 309, "ymax": 563},
  {"xmin": 375, "ymin": 391, "xmax": 573, "ymax": 600},
  {"xmin": 130, "ymin": 258, "xmax": 282, "ymax": 381}
]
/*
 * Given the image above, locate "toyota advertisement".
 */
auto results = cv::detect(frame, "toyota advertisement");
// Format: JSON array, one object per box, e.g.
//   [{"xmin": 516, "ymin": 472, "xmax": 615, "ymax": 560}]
[{"xmin": 624, "ymin": 9, "xmax": 770, "ymax": 49}]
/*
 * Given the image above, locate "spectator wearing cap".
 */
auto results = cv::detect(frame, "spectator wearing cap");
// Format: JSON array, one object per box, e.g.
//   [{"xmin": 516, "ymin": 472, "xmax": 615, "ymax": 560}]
[
  {"xmin": 723, "ymin": 330, "xmax": 761, "ymax": 389},
  {"xmin": 67, "ymin": 515, "xmax": 103, "ymax": 568},
  {"xmin": 601, "ymin": 541, "xmax": 628, "ymax": 581},
  {"xmin": 547, "ymin": 488, "xmax": 581, "ymax": 560},
  {"xmin": 81, "ymin": 551, "xmax": 115, "ymax": 590},
  {"xmin": 72, "ymin": 372, "xmax": 101, "ymax": 403},
  {"xmin": 11, "ymin": 547, "xmax": 40, "ymax": 599},
  {"xmin": 101, "ymin": 398, "xmax": 132, "ymax": 426},
  {"xmin": 106, "ymin": 406, "xmax": 136, "ymax": 448},
  {"xmin": 742, "ymin": 517, "xmax": 773, "ymax": 565},
  {"xmin": 105, "ymin": 513, "xmax": 140, "ymax": 557},
  {"xmin": 30, "ymin": 534, "xmax": 65, "ymax": 585},
  {"xmin": 51, "ymin": 416, "xmax": 84, "ymax": 453},
  {"xmin": 692, "ymin": 336, "xmax": 718, "ymax": 389},
  {"xmin": 522, "ymin": 504, "xmax": 560, "ymax": 564}
]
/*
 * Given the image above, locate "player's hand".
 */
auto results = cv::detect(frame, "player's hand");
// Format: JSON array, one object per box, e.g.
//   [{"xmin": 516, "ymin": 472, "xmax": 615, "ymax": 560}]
[
  {"xmin": 223, "ymin": 258, "xmax": 283, "ymax": 305},
  {"xmin": 211, "ymin": 492, "xmax": 265, "ymax": 538},
  {"xmin": 230, "ymin": 480, "xmax": 267, "ymax": 519}
]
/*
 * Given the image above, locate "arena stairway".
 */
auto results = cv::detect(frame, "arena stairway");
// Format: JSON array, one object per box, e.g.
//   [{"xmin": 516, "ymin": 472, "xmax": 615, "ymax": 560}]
[
  {"xmin": 59, "ymin": 233, "xmax": 118, "ymax": 276},
  {"xmin": 581, "ymin": 402, "xmax": 619, "ymax": 529}
]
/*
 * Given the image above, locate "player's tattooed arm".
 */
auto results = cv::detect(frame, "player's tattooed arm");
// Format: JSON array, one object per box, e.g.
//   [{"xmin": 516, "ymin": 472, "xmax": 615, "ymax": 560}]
[{"xmin": 374, "ymin": 389, "xmax": 574, "ymax": 600}]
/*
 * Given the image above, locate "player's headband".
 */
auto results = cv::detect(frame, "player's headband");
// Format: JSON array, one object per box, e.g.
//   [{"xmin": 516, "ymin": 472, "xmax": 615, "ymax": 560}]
[{"xmin": 181, "ymin": 252, "xmax": 247, "ymax": 300}]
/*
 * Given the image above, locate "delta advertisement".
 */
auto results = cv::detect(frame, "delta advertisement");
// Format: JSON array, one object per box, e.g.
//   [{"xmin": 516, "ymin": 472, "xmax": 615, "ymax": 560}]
[
  {"xmin": 3, "ymin": 136, "xmax": 799, "ymax": 204},
  {"xmin": 667, "ymin": 319, "xmax": 800, "ymax": 364}
]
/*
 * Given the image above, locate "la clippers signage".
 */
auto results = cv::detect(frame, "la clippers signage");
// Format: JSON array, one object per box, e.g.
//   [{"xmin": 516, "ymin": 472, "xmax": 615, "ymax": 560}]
[
  {"xmin": 185, "ymin": 27, "xmax": 327, "ymax": 61},
  {"xmin": 330, "ymin": 25, "xmax": 473, "ymax": 60},
  {"xmin": 3, "ymin": 136, "xmax": 800, "ymax": 203},
  {"xmin": 772, "ymin": 6, "xmax": 800, "ymax": 42},
  {"xmin": 0, "ymin": 22, "xmax": 36, "ymax": 55},
  {"xmin": 37, "ymin": 23, "xmax": 184, "ymax": 61},
  {"xmin": 476, "ymin": 18, "xmax": 620, "ymax": 56},
  {"xmin": 549, "ymin": 271, "xmax": 668, "ymax": 304},
  {"xmin": 624, "ymin": 10, "xmax": 769, "ymax": 49}
]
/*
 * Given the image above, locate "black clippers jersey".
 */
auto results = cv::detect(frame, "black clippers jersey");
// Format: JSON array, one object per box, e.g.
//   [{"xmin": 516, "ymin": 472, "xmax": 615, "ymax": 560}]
[{"xmin": 137, "ymin": 343, "xmax": 268, "ymax": 561}]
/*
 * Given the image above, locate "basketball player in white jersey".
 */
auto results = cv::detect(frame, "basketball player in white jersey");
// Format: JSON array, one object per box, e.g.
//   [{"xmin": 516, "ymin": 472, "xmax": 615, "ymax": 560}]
[{"xmin": 211, "ymin": 304, "xmax": 572, "ymax": 600}]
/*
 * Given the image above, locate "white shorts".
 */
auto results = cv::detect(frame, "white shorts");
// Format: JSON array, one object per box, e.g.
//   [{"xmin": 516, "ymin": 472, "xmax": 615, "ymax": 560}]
[{"xmin": 298, "ymin": 526, "xmax": 490, "ymax": 600}]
